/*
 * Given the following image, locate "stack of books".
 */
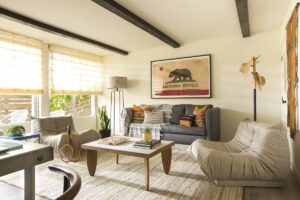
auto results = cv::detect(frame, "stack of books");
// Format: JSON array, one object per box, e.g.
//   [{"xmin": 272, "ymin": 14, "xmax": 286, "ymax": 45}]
[
  {"xmin": 133, "ymin": 139, "xmax": 161, "ymax": 149},
  {"xmin": 98, "ymin": 136, "xmax": 128, "ymax": 145}
]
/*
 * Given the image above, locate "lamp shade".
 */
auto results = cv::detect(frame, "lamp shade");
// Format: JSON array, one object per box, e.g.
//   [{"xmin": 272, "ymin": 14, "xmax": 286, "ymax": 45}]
[{"xmin": 107, "ymin": 76, "xmax": 127, "ymax": 89}]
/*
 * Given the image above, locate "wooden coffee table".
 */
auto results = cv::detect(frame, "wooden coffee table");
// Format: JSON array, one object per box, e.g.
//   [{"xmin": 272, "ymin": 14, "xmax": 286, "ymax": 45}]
[{"xmin": 81, "ymin": 139, "xmax": 175, "ymax": 191}]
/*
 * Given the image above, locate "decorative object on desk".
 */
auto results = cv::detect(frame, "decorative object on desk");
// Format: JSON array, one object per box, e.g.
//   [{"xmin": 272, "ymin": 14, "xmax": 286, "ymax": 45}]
[
  {"xmin": 142, "ymin": 127, "xmax": 152, "ymax": 143},
  {"xmin": 151, "ymin": 55, "xmax": 211, "ymax": 99},
  {"xmin": 98, "ymin": 106, "xmax": 111, "ymax": 138},
  {"xmin": 107, "ymin": 76, "xmax": 127, "ymax": 134},
  {"xmin": 240, "ymin": 55, "xmax": 266, "ymax": 121},
  {"xmin": 0, "ymin": 141, "xmax": 23, "ymax": 151},
  {"xmin": 133, "ymin": 139, "xmax": 161, "ymax": 149},
  {"xmin": 59, "ymin": 125, "xmax": 80, "ymax": 162},
  {"xmin": 4, "ymin": 125, "xmax": 26, "ymax": 137},
  {"xmin": 98, "ymin": 136, "xmax": 129, "ymax": 145}
]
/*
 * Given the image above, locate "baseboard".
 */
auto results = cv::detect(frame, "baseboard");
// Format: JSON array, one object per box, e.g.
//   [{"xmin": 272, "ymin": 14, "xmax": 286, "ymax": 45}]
[
  {"xmin": 291, "ymin": 162, "xmax": 300, "ymax": 184},
  {"xmin": 214, "ymin": 180, "xmax": 285, "ymax": 187}
]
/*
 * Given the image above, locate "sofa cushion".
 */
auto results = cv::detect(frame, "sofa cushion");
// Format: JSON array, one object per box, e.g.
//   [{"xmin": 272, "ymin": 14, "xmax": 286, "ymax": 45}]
[
  {"xmin": 185, "ymin": 104, "xmax": 213, "ymax": 115},
  {"xmin": 170, "ymin": 104, "xmax": 185, "ymax": 124},
  {"xmin": 161, "ymin": 124, "xmax": 205, "ymax": 136}
]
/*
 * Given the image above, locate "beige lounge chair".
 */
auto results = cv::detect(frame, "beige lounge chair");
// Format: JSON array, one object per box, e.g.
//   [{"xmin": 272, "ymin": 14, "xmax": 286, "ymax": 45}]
[
  {"xmin": 190, "ymin": 120, "xmax": 290, "ymax": 187},
  {"xmin": 31, "ymin": 115, "xmax": 99, "ymax": 151}
]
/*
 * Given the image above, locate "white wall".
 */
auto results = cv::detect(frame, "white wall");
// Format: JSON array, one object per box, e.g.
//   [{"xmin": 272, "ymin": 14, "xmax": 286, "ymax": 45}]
[
  {"xmin": 102, "ymin": 31, "xmax": 282, "ymax": 141},
  {"xmin": 281, "ymin": 0, "xmax": 300, "ymax": 182}
]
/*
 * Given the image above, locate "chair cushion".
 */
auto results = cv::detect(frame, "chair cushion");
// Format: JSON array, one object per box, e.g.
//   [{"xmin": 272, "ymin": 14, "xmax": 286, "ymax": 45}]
[
  {"xmin": 54, "ymin": 116, "xmax": 74, "ymax": 133},
  {"xmin": 161, "ymin": 124, "xmax": 205, "ymax": 136},
  {"xmin": 31, "ymin": 117, "xmax": 57, "ymax": 135}
]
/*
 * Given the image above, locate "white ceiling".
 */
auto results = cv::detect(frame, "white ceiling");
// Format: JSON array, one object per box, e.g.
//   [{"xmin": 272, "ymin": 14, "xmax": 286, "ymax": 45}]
[{"xmin": 0, "ymin": 0, "xmax": 291, "ymax": 56}]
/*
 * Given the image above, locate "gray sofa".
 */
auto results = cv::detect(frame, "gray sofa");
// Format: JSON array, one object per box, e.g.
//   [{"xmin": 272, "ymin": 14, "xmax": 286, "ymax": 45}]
[
  {"xmin": 121, "ymin": 104, "xmax": 220, "ymax": 144},
  {"xmin": 31, "ymin": 116, "xmax": 99, "ymax": 151}
]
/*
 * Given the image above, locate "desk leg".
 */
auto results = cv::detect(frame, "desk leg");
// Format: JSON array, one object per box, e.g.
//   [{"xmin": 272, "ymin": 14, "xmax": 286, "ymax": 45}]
[
  {"xmin": 87, "ymin": 150, "xmax": 97, "ymax": 176},
  {"xmin": 144, "ymin": 158, "xmax": 149, "ymax": 191},
  {"xmin": 24, "ymin": 167, "xmax": 35, "ymax": 200}
]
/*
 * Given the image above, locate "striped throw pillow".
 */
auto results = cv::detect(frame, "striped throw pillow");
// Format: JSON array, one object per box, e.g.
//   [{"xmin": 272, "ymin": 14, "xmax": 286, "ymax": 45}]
[
  {"xmin": 143, "ymin": 111, "xmax": 164, "ymax": 124},
  {"xmin": 193, "ymin": 106, "xmax": 207, "ymax": 127}
]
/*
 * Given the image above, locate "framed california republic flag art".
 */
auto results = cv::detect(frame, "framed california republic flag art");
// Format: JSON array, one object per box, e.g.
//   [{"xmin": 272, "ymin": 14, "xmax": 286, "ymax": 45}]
[{"xmin": 151, "ymin": 54, "xmax": 211, "ymax": 99}]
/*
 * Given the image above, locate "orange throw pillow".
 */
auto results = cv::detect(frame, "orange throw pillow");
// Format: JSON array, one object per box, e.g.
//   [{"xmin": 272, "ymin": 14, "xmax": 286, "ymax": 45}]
[{"xmin": 180, "ymin": 120, "xmax": 192, "ymax": 127}]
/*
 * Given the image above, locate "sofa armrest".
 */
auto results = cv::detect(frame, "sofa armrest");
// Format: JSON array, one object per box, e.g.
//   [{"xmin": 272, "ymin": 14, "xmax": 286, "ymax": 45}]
[
  {"xmin": 205, "ymin": 107, "xmax": 220, "ymax": 141},
  {"xmin": 121, "ymin": 107, "xmax": 133, "ymax": 136}
]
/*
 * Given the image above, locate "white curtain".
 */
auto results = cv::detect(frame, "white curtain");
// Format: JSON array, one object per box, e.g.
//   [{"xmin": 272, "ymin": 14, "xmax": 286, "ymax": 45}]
[
  {"xmin": 50, "ymin": 45, "xmax": 103, "ymax": 95},
  {"xmin": 0, "ymin": 29, "xmax": 43, "ymax": 94}
]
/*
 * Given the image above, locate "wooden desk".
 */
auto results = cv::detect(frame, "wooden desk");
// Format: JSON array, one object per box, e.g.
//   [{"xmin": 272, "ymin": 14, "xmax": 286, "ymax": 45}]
[{"xmin": 0, "ymin": 139, "xmax": 53, "ymax": 200}]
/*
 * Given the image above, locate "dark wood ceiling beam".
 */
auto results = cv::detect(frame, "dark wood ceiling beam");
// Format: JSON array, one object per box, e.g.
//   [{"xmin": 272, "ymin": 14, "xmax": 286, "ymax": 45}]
[
  {"xmin": 235, "ymin": 0, "xmax": 250, "ymax": 37},
  {"xmin": 92, "ymin": 0, "xmax": 180, "ymax": 48},
  {"xmin": 0, "ymin": 7, "xmax": 129, "ymax": 55}
]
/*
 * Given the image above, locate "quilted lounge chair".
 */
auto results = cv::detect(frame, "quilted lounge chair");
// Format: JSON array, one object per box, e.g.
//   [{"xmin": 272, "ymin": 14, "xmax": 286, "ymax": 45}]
[
  {"xmin": 190, "ymin": 120, "xmax": 290, "ymax": 187},
  {"xmin": 31, "ymin": 115, "xmax": 99, "ymax": 151}
]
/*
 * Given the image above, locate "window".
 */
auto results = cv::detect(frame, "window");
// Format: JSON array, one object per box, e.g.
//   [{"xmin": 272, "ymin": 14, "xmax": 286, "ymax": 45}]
[
  {"xmin": 0, "ymin": 30, "xmax": 42, "ymax": 125},
  {"xmin": 49, "ymin": 45, "xmax": 103, "ymax": 95},
  {"xmin": 49, "ymin": 94, "xmax": 94, "ymax": 117},
  {"xmin": 49, "ymin": 45, "xmax": 102, "ymax": 117},
  {"xmin": 0, "ymin": 29, "xmax": 43, "ymax": 94},
  {"xmin": 0, "ymin": 95, "xmax": 32, "ymax": 125}
]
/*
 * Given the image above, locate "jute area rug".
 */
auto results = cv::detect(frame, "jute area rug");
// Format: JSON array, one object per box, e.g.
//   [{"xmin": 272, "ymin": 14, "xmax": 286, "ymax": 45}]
[{"xmin": 0, "ymin": 145, "xmax": 242, "ymax": 200}]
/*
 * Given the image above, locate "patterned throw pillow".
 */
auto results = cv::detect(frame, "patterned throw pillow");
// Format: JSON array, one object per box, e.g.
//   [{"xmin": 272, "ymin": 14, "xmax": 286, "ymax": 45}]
[
  {"xmin": 193, "ymin": 106, "xmax": 208, "ymax": 127},
  {"xmin": 179, "ymin": 115, "xmax": 195, "ymax": 127},
  {"xmin": 132, "ymin": 105, "xmax": 152, "ymax": 123},
  {"xmin": 143, "ymin": 111, "xmax": 164, "ymax": 124}
]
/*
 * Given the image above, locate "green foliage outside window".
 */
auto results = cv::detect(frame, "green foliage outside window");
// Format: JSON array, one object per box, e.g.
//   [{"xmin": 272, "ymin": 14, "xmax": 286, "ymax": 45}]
[
  {"xmin": 50, "ymin": 95, "xmax": 72, "ymax": 112},
  {"xmin": 50, "ymin": 95, "xmax": 91, "ymax": 112}
]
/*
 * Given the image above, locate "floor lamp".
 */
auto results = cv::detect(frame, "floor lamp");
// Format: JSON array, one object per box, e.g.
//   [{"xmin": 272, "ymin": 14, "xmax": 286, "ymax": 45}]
[
  {"xmin": 240, "ymin": 56, "xmax": 266, "ymax": 121},
  {"xmin": 107, "ymin": 76, "xmax": 127, "ymax": 135}
]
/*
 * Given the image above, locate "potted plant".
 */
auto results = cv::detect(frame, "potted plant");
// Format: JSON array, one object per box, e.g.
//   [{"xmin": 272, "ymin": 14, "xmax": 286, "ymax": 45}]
[
  {"xmin": 97, "ymin": 106, "xmax": 111, "ymax": 138},
  {"xmin": 5, "ymin": 125, "xmax": 26, "ymax": 137},
  {"xmin": 143, "ymin": 127, "xmax": 152, "ymax": 143}
]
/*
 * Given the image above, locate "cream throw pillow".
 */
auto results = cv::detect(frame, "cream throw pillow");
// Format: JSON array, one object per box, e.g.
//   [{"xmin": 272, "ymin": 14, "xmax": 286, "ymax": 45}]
[{"xmin": 143, "ymin": 111, "xmax": 164, "ymax": 124}]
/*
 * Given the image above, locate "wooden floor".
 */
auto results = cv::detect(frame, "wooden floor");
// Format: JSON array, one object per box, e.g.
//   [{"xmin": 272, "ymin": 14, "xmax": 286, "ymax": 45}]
[{"xmin": 0, "ymin": 173, "xmax": 299, "ymax": 200}]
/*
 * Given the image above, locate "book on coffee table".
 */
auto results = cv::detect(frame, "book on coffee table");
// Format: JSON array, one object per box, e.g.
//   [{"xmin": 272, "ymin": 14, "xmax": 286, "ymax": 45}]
[
  {"xmin": 133, "ymin": 139, "xmax": 161, "ymax": 149},
  {"xmin": 98, "ymin": 136, "xmax": 129, "ymax": 145}
]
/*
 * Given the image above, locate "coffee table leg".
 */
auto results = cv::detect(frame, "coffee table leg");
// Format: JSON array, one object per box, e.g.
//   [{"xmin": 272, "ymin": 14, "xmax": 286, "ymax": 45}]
[
  {"xmin": 116, "ymin": 153, "xmax": 119, "ymax": 164},
  {"xmin": 144, "ymin": 158, "xmax": 149, "ymax": 191},
  {"xmin": 87, "ymin": 150, "xmax": 97, "ymax": 176},
  {"xmin": 161, "ymin": 147, "xmax": 172, "ymax": 174}
]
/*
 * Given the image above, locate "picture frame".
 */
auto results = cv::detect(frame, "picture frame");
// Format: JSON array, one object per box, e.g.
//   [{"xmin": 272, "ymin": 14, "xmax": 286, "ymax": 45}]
[{"xmin": 151, "ymin": 54, "xmax": 211, "ymax": 99}]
